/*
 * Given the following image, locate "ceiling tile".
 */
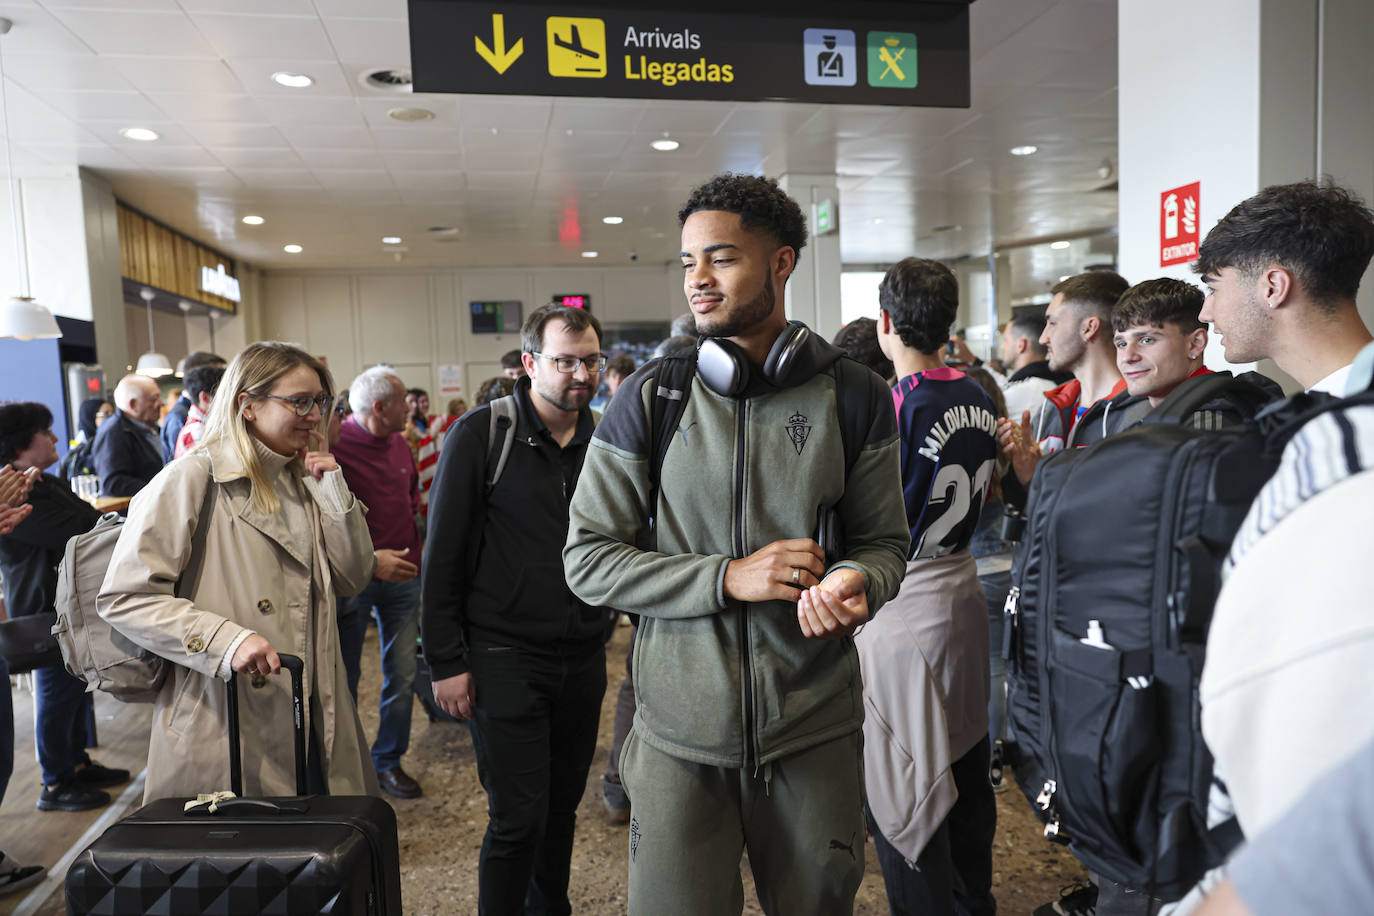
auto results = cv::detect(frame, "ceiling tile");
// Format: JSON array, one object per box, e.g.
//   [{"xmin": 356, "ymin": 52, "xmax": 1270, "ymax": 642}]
[
  {"xmin": 188, "ymin": 13, "xmax": 334, "ymax": 60},
  {"xmin": 38, "ymin": 90, "xmax": 167, "ymax": 122},
  {"xmin": 323, "ymin": 17, "xmax": 411, "ymax": 64},
  {"xmin": 211, "ymin": 146, "xmax": 302, "ymax": 169},
  {"xmin": 281, "ymin": 124, "xmax": 374, "ymax": 149},
  {"xmin": 313, "ymin": 0, "xmax": 408, "ymax": 17},
  {"xmin": 371, "ymin": 126, "xmax": 462, "ymax": 150},
  {"xmin": 457, "ymin": 97, "xmax": 552, "ymax": 131},
  {"xmin": 179, "ymin": 0, "xmax": 315, "ymax": 14},
  {"xmin": 110, "ymin": 56, "xmax": 245, "ymax": 95},
  {"xmin": 3, "ymin": 55, "xmax": 133, "ymax": 93},
  {"xmin": 299, "ymin": 148, "xmax": 384, "ymax": 169},
  {"xmin": 46, "ymin": 9, "xmax": 217, "ymax": 57},
  {"xmin": 148, "ymin": 93, "xmax": 266, "ymax": 123},
  {"xmin": 252, "ymin": 93, "xmax": 363, "ymax": 126},
  {"xmin": 184, "ymin": 122, "xmax": 289, "ymax": 149}
]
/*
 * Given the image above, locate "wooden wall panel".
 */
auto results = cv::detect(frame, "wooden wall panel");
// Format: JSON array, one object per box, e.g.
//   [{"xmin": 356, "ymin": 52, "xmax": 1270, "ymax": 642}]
[{"xmin": 116, "ymin": 202, "xmax": 239, "ymax": 314}]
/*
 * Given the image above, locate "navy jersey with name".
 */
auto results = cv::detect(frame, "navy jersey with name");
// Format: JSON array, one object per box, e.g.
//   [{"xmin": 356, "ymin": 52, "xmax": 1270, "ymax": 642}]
[{"xmin": 892, "ymin": 368, "xmax": 999, "ymax": 560}]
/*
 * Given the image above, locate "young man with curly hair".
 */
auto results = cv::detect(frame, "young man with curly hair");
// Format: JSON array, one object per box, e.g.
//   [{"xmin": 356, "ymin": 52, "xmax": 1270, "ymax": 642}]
[{"xmin": 564, "ymin": 173, "xmax": 909, "ymax": 915}]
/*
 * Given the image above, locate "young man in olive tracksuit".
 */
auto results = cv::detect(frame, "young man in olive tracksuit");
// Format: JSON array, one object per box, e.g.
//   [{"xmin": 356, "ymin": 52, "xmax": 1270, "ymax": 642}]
[{"xmin": 564, "ymin": 174, "xmax": 910, "ymax": 915}]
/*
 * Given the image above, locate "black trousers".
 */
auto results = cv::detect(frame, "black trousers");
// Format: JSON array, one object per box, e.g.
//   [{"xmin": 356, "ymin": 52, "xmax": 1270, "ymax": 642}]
[
  {"xmin": 868, "ymin": 736, "xmax": 997, "ymax": 916},
  {"xmin": 467, "ymin": 645, "xmax": 607, "ymax": 916}
]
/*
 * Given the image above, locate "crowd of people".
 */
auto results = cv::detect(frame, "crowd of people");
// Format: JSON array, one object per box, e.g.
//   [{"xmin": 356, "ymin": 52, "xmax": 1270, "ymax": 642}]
[{"xmin": 0, "ymin": 172, "xmax": 1370, "ymax": 916}]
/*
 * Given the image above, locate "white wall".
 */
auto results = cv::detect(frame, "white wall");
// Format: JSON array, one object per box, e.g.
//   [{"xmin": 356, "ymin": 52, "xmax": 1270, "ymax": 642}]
[
  {"xmin": 1119, "ymin": 0, "xmax": 1374, "ymax": 388},
  {"xmin": 259, "ymin": 264, "xmax": 681, "ymax": 399}
]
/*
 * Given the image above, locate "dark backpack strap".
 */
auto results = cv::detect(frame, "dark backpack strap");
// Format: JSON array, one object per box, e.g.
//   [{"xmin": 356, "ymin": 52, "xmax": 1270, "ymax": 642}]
[
  {"xmin": 485, "ymin": 396, "xmax": 517, "ymax": 495},
  {"xmin": 1146, "ymin": 371, "xmax": 1279, "ymax": 425},
  {"xmin": 646, "ymin": 354, "xmax": 697, "ymax": 546},
  {"xmin": 830, "ymin": 357, "xmax": 870, "ymax": 477}
]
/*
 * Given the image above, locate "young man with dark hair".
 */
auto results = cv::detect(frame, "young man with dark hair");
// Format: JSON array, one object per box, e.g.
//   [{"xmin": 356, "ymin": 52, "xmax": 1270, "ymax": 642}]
[
  {"xmin": 833, "ymin": 316, "xmax": 895, "ymax": 382},
  {"xmin": 500, "ymin": 348, "xmax": 527, "ymax": 380},
  {"xmin": 405, "ymin": 387, "xmax": 430, "ymax": 434},
  {"xmin": 172, "ymin": 365, "xmax": 225, "ymax": 459},
  {"xmin": 422, "ymin": 304, "xmax": 607, "ymax": 914},
  {"xmin": 866, "ymin": 257, "xmax": 999, "ymax": 915},
  {"xmin": 1195, "ymin": 179, "xmax": 1374, "ymax": 394},
  {"xmin": 603, "ymin": 354, "xmax": 636, "ymax": 400},
  {"xmin": 564, "ymin": 173, "xmax": 909, "ymax": 915},
  {"xmin": 999, "ymin": 270, "xmax": 1136, "ymax": 486},
  {"xmin": 160, "ymin": 350, "xmax": 225, "ymax": 461}
]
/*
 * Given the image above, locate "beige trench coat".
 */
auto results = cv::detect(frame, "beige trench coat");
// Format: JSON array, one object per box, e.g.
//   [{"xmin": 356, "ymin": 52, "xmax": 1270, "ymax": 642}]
[{"xmin": 98, "ymin": 436, "xmax": 379, "ymax": 802}]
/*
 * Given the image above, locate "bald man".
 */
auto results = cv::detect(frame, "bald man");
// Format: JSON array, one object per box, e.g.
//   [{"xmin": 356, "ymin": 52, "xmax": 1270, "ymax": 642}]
[{"xmin": 91, "ymin": 375, "xmax": 165, "ymax": 498}]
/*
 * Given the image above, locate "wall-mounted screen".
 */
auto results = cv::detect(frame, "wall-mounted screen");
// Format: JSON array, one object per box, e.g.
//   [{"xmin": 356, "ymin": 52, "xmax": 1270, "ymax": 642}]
[
  {"xmin": 470, "ymin": 300, "xmax": 522, "ymax": 334},
  {"xmin": 553, "ymin": 294, "xmax": 590, "ymax": 311}
]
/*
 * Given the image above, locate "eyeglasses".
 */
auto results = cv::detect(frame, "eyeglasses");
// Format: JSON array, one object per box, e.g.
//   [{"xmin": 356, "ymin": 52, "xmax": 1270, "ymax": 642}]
[
  {"xmin": 257, "ymin": 393, "xmax": 333, "ymax": 417},
  {"xmin": 529, "ymin": 352, "xmax": 607, "ymax": 374}
]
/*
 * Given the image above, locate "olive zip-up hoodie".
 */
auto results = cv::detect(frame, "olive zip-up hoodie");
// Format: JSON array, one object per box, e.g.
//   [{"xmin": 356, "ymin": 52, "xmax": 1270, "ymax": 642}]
[{"xmin": 564, "ymin": 330, "xmax": 910, "ymax": 768}]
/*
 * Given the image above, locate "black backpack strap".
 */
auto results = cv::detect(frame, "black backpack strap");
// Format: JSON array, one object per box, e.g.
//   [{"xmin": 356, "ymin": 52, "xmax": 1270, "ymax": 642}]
[
  {"xmin": 485, "ymin": 395, "xmax": 517, "ymax": 495},
  {"xmin": 1146, "ymin": 370, "xmax": 1282, "ymax": 425},
  {"xmin": 830, "ymin": 357, "xmax": 869, "ymax": 477},
  {"xmin": 646, "ymin": 354, "xmax": 697, "ymax": 546}
]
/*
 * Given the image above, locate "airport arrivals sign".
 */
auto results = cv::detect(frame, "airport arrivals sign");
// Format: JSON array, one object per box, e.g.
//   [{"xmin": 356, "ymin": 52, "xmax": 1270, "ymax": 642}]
[{"xmin": 408, "ymin": 2, "xmax": 971, "ymax": 108}]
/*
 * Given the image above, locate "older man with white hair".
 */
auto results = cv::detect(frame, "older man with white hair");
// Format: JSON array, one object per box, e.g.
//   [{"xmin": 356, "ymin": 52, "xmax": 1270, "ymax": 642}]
[
  {"xmin": 91, "ymin": 374, "xmax": 164, "ymax": 498},
  {"xmin": 332, "ymin": 365, "xmax": 425, "ymax": 799}
]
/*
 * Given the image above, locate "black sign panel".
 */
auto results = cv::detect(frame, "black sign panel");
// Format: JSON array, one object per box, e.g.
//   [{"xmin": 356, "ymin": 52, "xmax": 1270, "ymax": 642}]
[{"xmin": 409, "ymin": 2, "xmax": 970, "ymax": 108}]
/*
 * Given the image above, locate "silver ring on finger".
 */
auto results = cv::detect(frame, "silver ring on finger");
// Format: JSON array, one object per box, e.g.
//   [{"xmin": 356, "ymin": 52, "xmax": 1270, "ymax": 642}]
[{"xmin": 791, "ymin": 567, "xmax": 801, "ymax": 586}]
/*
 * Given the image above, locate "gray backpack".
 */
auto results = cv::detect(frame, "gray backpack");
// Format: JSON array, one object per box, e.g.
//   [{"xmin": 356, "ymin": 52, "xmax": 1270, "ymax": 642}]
[{"xmin": 52, "ymin": 483, "xmax": 215, "ymax": 702}]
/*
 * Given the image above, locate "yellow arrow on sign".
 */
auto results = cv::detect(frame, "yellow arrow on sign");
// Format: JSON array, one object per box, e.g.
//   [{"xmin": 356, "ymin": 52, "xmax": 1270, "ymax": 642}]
[{"xmin": 475, "ymin": 13, "xmax": 523, "ymax": 74}]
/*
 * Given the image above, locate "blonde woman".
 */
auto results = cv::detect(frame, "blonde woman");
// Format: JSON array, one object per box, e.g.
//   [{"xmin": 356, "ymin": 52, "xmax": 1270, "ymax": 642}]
[{"xmin": 99, "ymin": 342, "xmax": 379, "ymax": 801}]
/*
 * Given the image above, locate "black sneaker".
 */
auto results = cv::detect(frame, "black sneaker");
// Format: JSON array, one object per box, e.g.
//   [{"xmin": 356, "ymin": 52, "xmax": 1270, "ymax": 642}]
[
  {"xmin": 74, "ymin": 759, "xmax": 130, "ymax": 789},
  {"xmin": 36, "ymin": 782, "xmax": 110, "ymax": 812},
  {"xmin": 0, "ymin": 852, "xmax": 45, "ymax": 896},
  {"xmin": 1033, "ymin": 882, "xmax": 1098, "ymax": 916}
]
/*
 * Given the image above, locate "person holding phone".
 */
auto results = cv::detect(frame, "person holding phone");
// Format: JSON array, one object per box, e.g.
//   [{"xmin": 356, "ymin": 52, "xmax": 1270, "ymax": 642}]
[{"xmin": 98, "ymin": 342, "xmax": 379, "ymax": 802}]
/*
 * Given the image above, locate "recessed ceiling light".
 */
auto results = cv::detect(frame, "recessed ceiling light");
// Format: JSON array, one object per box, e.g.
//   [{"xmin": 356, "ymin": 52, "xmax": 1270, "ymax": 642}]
[
  {"xmin": 283, "ymin": 244, "xmax": 303, "ymax": 254},
  {"xmin": 388, "ymin": 107, "xmax": 434, "ymax": 122},
  {"xmin": 381, "ymin": 236, "xmax": 402, "ymax": 244},
  {"xmin": 1050, "ymin": 240, "xmax": 1071, "ymax": 250},
  {"xmin": 581, "ymin": 251, "xmax": 599, "ymax": 258},
  {"xmin": 872, "ymin": 218, "xmax": 883, "ymax": 225},
  {"xmin": 1010, "ymin": 144, "xmax": 1039, "ymax": 156},
  {"xmin": 121, "ymin": 127, "xmax": 159, "ymax": 142},
  {"xmin": 271, "ymin": 71, "xmax": 314, "ymax": 89},
  {"xmin": 602, "ymin": 216, "xmax": 623, "ymax": 225},
  {"xmin": 650, "ymin": 138, "xmax": 680, "ymax": 151},
  {"xmin": 241, "ymin": 215, "xmax": 264, "ymax": 225},
  {"xmin": 1058, "ymin": 275, "xmax": 1072, "ymax": 282}
]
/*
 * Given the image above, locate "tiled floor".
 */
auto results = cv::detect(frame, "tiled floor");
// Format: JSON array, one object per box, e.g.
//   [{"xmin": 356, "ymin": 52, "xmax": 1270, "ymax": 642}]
[{"xmin": 1, "ymin": 623, "xmax": 1086, "ymax": 914}]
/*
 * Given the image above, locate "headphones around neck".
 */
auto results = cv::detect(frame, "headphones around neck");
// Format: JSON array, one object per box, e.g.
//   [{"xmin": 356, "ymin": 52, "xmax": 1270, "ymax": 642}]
[{"xmin": 696, "ymin": 321, "xmax": 810, "ymax": 398}]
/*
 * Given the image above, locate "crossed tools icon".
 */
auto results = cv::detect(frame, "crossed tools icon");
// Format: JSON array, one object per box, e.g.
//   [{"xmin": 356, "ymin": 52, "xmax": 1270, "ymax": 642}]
[{"xmin": 877, "ymin": 43, "xmax": 906, "ymax": 82}]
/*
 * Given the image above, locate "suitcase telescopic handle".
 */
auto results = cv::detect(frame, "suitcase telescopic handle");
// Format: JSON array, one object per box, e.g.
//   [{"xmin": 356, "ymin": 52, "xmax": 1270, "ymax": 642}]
[{"xmin": 227, "ymin": 653, "xmax": 308, "ymax": 797}]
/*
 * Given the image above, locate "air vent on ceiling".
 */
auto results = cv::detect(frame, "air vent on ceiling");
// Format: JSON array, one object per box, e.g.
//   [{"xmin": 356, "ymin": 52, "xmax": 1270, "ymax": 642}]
[{"xmin": 360, "ymin": 68, "xmax": 413, "ymax": 93}]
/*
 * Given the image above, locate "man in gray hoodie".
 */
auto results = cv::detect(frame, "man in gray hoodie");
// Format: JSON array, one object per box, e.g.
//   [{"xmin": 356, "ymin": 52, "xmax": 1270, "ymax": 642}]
[{"xmin": 564, "ymin": 173, "xmax": 909, "ymax": 915}]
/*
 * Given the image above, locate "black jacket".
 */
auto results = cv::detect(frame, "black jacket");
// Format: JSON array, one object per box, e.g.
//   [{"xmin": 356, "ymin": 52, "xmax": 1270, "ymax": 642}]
[
  {"xmin": 1008, "ymin": 359, "xmax": 1073, "ymax": 386},
  {"xmin": 420, "ymin": 377, "xmax": 602, "ymax": 680},
  {"xmin": 92, "ymin": 411, "xmax": 164, "ymax": 498},
  {"xmin": 0, "ymin": 474, "xmax": 100, "ymax": 618}
]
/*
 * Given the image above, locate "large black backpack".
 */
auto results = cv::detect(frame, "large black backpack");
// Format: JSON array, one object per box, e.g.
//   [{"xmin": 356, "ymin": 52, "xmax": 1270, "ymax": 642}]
[{"xmin": 1003, "ymin": 372, "xmax": 1306, "ymax": 898}]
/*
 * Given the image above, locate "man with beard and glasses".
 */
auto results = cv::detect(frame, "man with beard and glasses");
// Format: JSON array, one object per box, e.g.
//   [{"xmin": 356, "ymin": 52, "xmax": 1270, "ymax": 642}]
[
  {"xmin": 422, "ymin": 304, "xmax": 608, "ymax": 915},
  {"xmin": 564, "ymin": 173, "xmax": 909, "ymax": 915}
]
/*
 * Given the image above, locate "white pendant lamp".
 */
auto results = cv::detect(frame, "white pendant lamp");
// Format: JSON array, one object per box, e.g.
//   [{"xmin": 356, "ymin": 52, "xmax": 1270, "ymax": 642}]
[
  {"xmin": 135, "ymin": 287, "xmax": 172, "ymax": 377},
  {"xmin": 0, "ymin": 18, "xmax": 60, "ymax": 342}
]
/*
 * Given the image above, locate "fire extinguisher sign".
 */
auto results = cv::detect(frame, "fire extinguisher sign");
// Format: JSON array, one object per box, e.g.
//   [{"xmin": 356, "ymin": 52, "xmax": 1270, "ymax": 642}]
[{"xmin": 1160, "ymin": 181, "xmax": 1201, "ymax": 267}]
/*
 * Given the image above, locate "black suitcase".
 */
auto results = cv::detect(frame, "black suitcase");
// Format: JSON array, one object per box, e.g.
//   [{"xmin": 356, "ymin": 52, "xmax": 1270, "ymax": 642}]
[{"xmin": 66, "ymin": 654, "xmax": 403, "ymax": 914}]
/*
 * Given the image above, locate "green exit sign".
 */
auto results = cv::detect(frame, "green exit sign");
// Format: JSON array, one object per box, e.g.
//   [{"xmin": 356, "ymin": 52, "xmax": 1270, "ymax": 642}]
[{"xmin": 815, "ymin": 199, "xmax": 837, "ymax": 235}]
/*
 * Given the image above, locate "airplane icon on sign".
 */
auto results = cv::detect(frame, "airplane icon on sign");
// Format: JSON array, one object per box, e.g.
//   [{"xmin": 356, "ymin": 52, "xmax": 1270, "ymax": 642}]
[{"xmin": 553, "ymin": 24, "xmax": 600, "ymax": 59}]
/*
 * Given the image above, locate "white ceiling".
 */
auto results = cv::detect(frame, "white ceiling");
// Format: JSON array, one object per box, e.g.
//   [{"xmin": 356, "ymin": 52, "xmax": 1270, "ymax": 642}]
[{"xmin": 0, "ymin": 0, "xmax": 1120, "ymax": 299}]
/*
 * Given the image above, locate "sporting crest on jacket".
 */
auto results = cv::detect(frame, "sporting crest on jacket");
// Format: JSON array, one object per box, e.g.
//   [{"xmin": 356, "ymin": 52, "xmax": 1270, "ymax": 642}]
[{"xmin": 786, "ymin": 411, "xmax": 812, "ymax": 455}]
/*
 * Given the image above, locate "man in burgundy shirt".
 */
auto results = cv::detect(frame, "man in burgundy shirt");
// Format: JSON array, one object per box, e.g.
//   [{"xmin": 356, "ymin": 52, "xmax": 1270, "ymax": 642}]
[{"xmin": 334, "ymin": 366, "xmax": 425, "ymax": 799}]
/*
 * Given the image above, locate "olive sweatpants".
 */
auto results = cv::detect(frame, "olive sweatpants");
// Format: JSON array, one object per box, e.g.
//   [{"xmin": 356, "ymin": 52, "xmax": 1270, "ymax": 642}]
[{"xmin": 620, "ymin": 726, "xmax": 866, "ymax": 916}]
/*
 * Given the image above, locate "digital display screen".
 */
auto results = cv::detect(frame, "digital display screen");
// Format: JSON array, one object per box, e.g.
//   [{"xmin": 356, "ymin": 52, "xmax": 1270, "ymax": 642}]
[
  {"xmin": 554, "ymin": 294, "xmax": 590, "ymax": 311},
  {"xmin": 470, "ymin": 300, "xmax": 522, "ymax": 334}
]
